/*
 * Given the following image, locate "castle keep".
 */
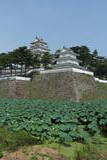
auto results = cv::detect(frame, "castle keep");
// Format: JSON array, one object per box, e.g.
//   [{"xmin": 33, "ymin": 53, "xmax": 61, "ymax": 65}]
[{"xmin": 30, "ymin": 36, "xmax": 50, "ymax": 56}]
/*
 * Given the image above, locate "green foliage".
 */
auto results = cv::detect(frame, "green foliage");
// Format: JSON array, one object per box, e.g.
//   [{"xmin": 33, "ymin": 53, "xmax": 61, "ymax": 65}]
[
  {"xmin": 0, "ymin": 46, "xmax": 33, "ymax": 73},
  {"xmin": 41, "ymin": 52, "xmax": 52, "ymax": 69},
  {"xmin": 1, "ymin": 43, "xmax": 107, "ymax": 78},
  {"xmin": 94, "ymin": 62, "xmax": 107, "ymax": 77},
  {"xmin": 0, "ymin": 46, "xmax": 53, "ymax": 71},
  {"xmin": 30, "ymin": 154, "xmax": 38, "ymax": 160},
  {"xmin": 71, "ymin": 46, "xmax": 92, "ymax": 67},
  {"xmin": 71, "ymin": 46, "xmax": 107, "ymax": 78},
  {"xmin": 74, "ymin": 143, "xmax": 105, "ymax": 160},
  {"xmin": 0, "ymin": 151, "xmax": 3, "ymax": 158},
  {"xmin": 0, "ymin": 128, "xmax": 39, "ymax": 151},
  {"xmin": 93, "ymin": 49, "xmax": 98, "ymax": 57},
  {"xmin": 0, "ymin": 99, "xmax": 107, "ymax": 145}
]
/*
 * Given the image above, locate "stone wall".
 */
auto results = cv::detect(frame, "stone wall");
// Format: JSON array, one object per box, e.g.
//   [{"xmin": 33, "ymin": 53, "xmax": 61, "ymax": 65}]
[
  {"xmin": 30, "ymin": 71, "xmax": 96, "ymax": 101},
  {"xmin": 0, "ymin": 80, "xmax": 30, "ymax": 99},
  {"xmin": 30, "ymin": 72, "xmax": 76, "ymax": 100},
  {"xmin": 0, "ymin": 71, "xmax": 96, "ymax": 101}
]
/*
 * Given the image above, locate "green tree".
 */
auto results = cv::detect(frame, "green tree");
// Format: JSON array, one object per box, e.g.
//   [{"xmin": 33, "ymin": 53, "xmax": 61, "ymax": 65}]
[
  {"xmin": 94, "ymin": 61, "xmax": 107, "ymax": 78},
  {"xmin": 92, "ymin": 49, "xmax": 98, "ymax": 57},
  {"xmin": 11, "ymin": 46, "xmax": 33, "ymax": 74},
  {"xmin": 41, "ymin": 52, "xmax": 52, "ymax": 69},
  {"xmin": 71, "ymin": 46, "xmax": 92, "ymax": 67},
  {"xmin": 54, "ymin": 49, "xmax": 61, "ymax": 58},
  {"xmin": 31, "ymin": 54, "xmax": 41, "ymax": 68}
]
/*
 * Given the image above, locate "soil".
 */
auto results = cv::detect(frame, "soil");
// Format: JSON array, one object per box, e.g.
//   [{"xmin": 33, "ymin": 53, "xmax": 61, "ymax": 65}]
[{"xmin": 1, "ymin": 146, "xmax": 66, "ymax": 160}]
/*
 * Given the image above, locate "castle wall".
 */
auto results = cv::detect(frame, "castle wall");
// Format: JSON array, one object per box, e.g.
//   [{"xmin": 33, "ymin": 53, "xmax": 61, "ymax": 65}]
[
  {"xmin": 0, "ymin": 71, "xmax": 96, "ymax": 101},
  {"xmin": 30, "ymin": 71, "xmax": 96, "ymax": 101}
]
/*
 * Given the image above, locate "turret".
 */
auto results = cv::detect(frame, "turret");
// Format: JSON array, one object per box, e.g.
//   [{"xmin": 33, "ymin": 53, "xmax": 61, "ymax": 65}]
[{"xmin": 53, "ymin": 47, "xmax": 81, "ymax": 69}]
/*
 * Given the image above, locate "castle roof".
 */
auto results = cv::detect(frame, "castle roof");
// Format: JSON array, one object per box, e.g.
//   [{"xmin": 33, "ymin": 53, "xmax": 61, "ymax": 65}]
[
  {"xmin": 30, "ymin": 36, "xmax": 50, "ymax": 54},
  {"xmin": 53, "ymin": 47, "xmax": 81, "ymax": 69},
  {"xmin": 59, "ymin": 47, "xmax": 78, "ymax": 56},
  {"xmin": 30, "ymin": 36, "xmax": 48, "ymax": 45},
  {"xmin": 57, "ymin": 56, "xmax": 81, "ymax": 63}
]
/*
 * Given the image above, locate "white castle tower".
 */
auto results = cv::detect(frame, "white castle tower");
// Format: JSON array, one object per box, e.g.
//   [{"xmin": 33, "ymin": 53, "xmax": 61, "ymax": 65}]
[
  {"xmin": 30, "ymin": 36, "xmax": 50, "ymax": 56},
  {"xmin": 54, "ymin": 47, "xmax": 82, "ymax": 69}
]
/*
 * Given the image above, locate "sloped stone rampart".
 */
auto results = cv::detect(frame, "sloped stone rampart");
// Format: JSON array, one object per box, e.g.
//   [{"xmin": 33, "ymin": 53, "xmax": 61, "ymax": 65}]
[
  {"xmin": 0, "ymin": 71, "xmax": 96, "ymax": 101},
  {"xmin": 0, "ymin": 80, "xmax": 30, "ymax": 98},
  {"xmin": 30, "ymin": 71, "xmax": 96, "ymax": 101}
]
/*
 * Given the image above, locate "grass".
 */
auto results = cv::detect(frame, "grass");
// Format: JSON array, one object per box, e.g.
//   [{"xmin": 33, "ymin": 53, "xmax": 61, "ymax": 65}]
[
  {"xmin": 43, "ymin": 134, "xmax": 107, "ymax": 160},
  {"xmin": 43, "ymin": 142, "xmax": 84, "ymax": 160},
  {"xmin": 44, "ymin": 142, "xmax": 107, "ymax": 160},
  {"xmin": 0, "ymin": 128, "xmax": 107, "ymax": 159},
  {"xmin": 0, "ymin": 128, "xmax": 40, "ymax": 151},
  {"xmin": 97, "ymin": 81, "xmax": 107, "ymax": 89}
]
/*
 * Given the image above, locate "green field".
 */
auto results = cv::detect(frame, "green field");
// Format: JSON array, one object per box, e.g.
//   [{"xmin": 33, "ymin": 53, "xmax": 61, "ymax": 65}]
[{"xmin": 0, "ymin": 99, "xmax": 107, "ymax": 159}]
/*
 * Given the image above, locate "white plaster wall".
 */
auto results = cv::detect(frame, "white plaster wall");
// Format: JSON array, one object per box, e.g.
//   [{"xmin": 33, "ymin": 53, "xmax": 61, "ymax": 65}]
[
  {"xmin": 60, "ymin": 54, "xmax": 76, "ymax": 59},
  {"xmin": 40, "ymin": 67, "xmax": 94, "ymax": 76},
  {"xmin": 72, "ymin": 68, "xmax": 94, "ymax": 76},
  {"xmin": 0, "ymin": 69, "xmax": 107, "ymax": 84},
  {"xmin": 0, "ymin": 76, "xmax": 31, "ymax": 81},
  {"xmin": 57, "ymin": 60, "xmax": 79, "ymax": 65},
  {"xmin": 94, "ymin": 77, "xmax": 107, "ymax": 83}
]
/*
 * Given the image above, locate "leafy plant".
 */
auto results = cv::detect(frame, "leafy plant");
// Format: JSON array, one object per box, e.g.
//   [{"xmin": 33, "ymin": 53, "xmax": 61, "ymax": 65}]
[{"xmin": 0, "ymin": 99, "xmax": 107, "ymax": 144}]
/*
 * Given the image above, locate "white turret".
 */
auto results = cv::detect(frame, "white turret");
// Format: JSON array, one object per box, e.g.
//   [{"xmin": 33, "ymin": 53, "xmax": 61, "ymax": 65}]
[
  {"xmin": 30, "ymin": 36, "xmax": 50, "ymax": 56},
  {"xmin": 54, "ymin": 47, "xmax": 81, "ymax": 69}
]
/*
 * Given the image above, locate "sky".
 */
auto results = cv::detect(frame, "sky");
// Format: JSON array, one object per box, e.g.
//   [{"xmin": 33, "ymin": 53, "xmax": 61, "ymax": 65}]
[{"xmin": 0, "ymin": 0, "xmax": 107, "ymax": 57}]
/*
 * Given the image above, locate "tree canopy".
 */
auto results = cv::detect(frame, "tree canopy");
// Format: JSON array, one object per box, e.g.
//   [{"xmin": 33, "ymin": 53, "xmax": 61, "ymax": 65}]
[
  {"xmin": 0, "ymin": 44, "xmax": 107, "ymax": 79},
  {"xmin": 71, "ymin": 45, "xmax": 107, "ymax": 79}
]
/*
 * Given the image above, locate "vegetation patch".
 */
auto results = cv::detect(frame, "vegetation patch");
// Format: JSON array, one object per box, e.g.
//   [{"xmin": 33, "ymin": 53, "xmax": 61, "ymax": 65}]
[
  {"xmin": 0, "ymin": 99, "xmax": 106, "ymax": 159},
  {"xmin": 0, "ymin": 99, "xmax": 107, "ymax": 144}
]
